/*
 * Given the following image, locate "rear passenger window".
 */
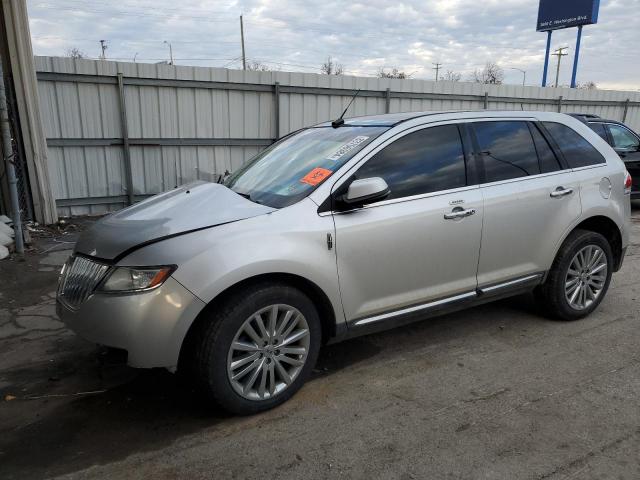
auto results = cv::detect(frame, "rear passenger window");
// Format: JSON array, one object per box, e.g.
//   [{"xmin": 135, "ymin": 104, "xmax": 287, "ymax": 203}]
[
  {"xmin": 530, "ymin": 123, "xmax": 562, "ymax": 173},
  {"xmin": 355, "ymin": 125, "xmax": 467, "ymax": 200},
  {"xmin": 588, "ymin": 122, "xmax": 609, "ymax": 142},
  {"xmin": 543, "ymin": 122, "xmax": 605, "ymax": 168},
  {"xmin": 473, "ymin": 121, "xmax": 540, "ymax": 182}
]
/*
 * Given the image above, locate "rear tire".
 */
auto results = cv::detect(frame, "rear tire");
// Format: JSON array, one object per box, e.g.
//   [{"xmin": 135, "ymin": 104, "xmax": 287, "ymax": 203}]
[
  {"xmin": 192, "ymin": 282, "xmax": 321, "ymax": 415},
  {"xmin": 536, "ymin": 229, "xmax": 613, "ymax": 321}
]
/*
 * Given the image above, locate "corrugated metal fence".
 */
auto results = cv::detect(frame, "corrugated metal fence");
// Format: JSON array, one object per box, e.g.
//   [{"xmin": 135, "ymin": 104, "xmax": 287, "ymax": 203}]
[{"xmin": 34, "ymin": 56, "xmax": 640, "ymax": 216}]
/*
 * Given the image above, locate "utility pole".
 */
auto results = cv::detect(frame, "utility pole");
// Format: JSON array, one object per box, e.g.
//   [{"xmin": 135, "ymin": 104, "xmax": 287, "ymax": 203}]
[
  {"xmin": 99, "ymin": 39, "xmax": 107, "ymax": 60},
  {"xmin": 240, "ymin": 15, "xmax": 246, "ymax": 70},
  {"xmin": 432, "ymin": 63, "xmax": 442, "ymax": 82},
  {"xmin": 551, "ymin": 47, "xmax": 568, "ymax": 88},
  {"xmin": 163, "ymin": 41, "xmax": 173, "ymax": 65}
]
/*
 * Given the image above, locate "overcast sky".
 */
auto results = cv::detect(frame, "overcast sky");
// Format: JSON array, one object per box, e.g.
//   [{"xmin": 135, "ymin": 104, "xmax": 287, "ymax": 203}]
[{"xmin": 27, "ymin": 0, "xmax": 640, "ymax": 91}]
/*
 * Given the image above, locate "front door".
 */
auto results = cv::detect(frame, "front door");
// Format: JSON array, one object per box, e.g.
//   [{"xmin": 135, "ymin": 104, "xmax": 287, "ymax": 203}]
[
  {"xmin": 607, "ymin": 123, "xmax": 640, "ymax": 194},
  {"xmin": 332, "ymin": 124, "xmax": 483, "ymax": 324}
]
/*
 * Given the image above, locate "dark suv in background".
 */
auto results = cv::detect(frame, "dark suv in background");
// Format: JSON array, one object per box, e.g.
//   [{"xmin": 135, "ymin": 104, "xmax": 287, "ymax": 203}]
[{"xmin": 571, "ymin": 114, "xmax": 640, "ymax": 198}]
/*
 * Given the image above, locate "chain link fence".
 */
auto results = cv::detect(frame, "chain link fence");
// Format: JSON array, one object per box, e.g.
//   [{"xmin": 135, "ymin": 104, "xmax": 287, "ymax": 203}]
[{"xmin": 4, "ymin": 78, "xmax": 33, "ymax": 222}]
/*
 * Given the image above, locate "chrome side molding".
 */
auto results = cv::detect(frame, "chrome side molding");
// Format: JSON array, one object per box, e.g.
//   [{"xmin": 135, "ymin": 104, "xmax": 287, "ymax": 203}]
[
  {"xmin": 478, "ymin": 273, "xmax": 543, "ymax": 294},
  {"xmin": 351, "ymin": 273, "xmax": 544, "ymax": 328},
  {"xmin": 353, "ymin": 291, "xmax": 477, "ymax": 327}
]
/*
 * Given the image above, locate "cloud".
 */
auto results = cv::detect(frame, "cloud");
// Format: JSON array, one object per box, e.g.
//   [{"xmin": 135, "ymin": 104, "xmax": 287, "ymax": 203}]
[{"xmin": 26, "ymin": 0, "xmax": 640, "ymax": 90}]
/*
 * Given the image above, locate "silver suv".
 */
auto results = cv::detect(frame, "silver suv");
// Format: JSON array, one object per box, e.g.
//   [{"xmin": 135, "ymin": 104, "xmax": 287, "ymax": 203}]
[{"xmin": 57, "ymin": 111, "xmax": 632, "ymax": 414}]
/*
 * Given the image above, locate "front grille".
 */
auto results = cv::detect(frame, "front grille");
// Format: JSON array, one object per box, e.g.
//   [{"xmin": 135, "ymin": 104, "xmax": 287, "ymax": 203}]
[{"xmin": 58, "ymin": 256, "xmax": 110, "ymax": 309}]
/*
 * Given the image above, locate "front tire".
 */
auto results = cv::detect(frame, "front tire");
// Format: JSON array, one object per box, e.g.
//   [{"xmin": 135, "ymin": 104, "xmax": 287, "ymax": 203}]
[
  {"xmin": 193, "ymin": 282, "xmax": 321, "ymax": 415},
  {"xmin": 536, "ymin": 229, "xmax": 613, "ymax": 321}
]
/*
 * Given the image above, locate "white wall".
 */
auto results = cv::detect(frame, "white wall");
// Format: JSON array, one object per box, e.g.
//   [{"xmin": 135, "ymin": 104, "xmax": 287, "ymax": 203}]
[{"xmin": 34, "ymin": 56, "xmax": 640, "ymax": 216}]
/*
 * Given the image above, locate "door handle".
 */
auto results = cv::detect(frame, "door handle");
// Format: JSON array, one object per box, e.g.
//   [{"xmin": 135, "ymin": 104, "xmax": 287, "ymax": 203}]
[
  {"xmin": 444, "ymin": 208, "xmax": 476, "ymax": 220},
  {"xmin": 550, "ymin": 187, "xmax": 574, "ymax": 198}
]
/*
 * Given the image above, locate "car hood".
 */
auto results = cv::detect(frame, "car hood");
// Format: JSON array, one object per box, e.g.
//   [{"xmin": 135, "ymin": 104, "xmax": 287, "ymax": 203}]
[{"xmin": 74, "ymin": 182, "xmax": 275, "ymax": 260}]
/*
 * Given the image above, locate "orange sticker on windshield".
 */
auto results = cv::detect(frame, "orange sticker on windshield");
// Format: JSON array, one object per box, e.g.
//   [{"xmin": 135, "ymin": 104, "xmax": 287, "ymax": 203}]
[{"xmin": 300, "ymin": 167, "xmax": 332, "ymax": 186}]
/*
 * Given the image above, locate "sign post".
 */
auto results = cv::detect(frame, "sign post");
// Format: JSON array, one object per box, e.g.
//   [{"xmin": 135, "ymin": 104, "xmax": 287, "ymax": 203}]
[
  {"xmin": 537, "ymin": 0, "xmax": 600, "ymax": 87},
  {"xmin": 570, "ymin": 25, "xmax": 583, "ymax": 88},
  {"xmin": 542, "ymin": 30, "xmax": 552, "ymax": 87}
]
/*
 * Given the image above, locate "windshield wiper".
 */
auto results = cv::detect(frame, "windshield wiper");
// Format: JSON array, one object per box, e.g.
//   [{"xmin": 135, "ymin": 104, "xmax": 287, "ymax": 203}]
[
  {"xmin": 233, "ymin": 190, "xmax": 263, "ymax": 205},
  {"xmin": 217, "ymin": 169, "xmax": 230, "ymax": 184}
]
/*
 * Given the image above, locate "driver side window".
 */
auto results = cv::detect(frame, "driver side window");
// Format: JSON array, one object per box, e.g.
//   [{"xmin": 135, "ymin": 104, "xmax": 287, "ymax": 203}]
[
  {"xmin": 608, "ymin": 124, "xmax": 640, "ymax": 150},
  {"xmin": 355, "ymin": 124, "xmax": 467, "ymax": 201}
]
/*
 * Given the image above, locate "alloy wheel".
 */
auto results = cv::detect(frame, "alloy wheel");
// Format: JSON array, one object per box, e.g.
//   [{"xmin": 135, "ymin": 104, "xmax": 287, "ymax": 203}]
[
  {"xmin": 564, "ymin": 245, "xmax": 608, "ymax": 310},
  {"xmin": 226, "ymin": 304, "xmax": 310, "ymax": 401}
]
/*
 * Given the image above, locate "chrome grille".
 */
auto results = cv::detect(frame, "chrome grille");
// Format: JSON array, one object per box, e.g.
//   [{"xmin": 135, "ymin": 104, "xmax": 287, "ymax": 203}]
[{"xmin": 58, "ymin": 256, "xmax": 110, "ymax": 309}]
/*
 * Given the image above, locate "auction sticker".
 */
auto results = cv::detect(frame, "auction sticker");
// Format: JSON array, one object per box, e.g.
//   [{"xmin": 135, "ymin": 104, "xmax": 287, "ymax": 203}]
[
  {"xmin": 300, "ymin": 167, "xmax": 333, "ymax": 186},
  {"xmin": 327, "ymin": 136, "xmax": 369, "ymax": 161}
]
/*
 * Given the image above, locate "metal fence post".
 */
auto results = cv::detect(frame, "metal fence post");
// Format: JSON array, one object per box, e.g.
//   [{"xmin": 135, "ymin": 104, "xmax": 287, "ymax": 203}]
[
  {"xmin": 0, "ymin": 64, "xmax": 24, "ymax": 253},
  {"xmin": 622, "ymin": 98, "xmax": 629, "ymax": 122},
  {"xmin": 385, "ymin": 88, "xmax": 391, "ymax": 113},
  {"xmin": 557, "ymin": 95, "xmax": 563, "ymax": 113},
  {"xmin": 117, "ymin": 73, "xmax": 134, "ymax": 205},
  {"xmin": 484, "ymin": 92, "xmax": 488, "ymax": 109},
  {"xmin": 274, "ymin": 81, "xmax": 280, "ymax": 140}
]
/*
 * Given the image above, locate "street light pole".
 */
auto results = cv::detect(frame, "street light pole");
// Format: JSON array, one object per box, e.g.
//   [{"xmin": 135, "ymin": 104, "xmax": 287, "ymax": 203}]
[
  {"xmin": 240, "ymin": 15, "xmax": 246, "ymax": 70},
  {"xmin": 509, "ymin": 67, "xmax": 526, "ymax": 86}
]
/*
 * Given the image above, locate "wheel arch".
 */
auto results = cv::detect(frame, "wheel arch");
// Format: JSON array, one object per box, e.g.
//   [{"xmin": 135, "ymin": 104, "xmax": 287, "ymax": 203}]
[
  {"xmin": 557, "ymin": 215, "xmax": 623, "ymax": 271},
  {"xmin": 177, "ymin": 272, "xmax": 337, "ymax": 371}
]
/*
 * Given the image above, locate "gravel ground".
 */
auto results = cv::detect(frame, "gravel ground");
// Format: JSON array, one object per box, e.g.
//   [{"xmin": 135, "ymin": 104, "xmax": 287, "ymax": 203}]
[{"xmin": 1, "ymin": 203, "xmax": 639, "ymax": 480}]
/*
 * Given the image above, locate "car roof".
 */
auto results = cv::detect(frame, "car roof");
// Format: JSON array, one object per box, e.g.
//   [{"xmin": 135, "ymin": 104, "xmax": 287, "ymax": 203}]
[
  {"xmin": 568, "ymin": 114, "xmax": 629, "ymax": 127},
  {"xmin": 314, "ymin": 110, "xmax": 572, "ymax": 128},
  {"xmin": 587, "ymin": 118, "xmax": 624, "ymax": 125},
  {"xmin": 314, "ymin": 111, "xmax": 466, "ymax": 127}
]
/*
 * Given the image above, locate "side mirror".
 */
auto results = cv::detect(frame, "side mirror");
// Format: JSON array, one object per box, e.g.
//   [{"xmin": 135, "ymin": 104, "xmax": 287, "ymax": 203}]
[{"xmin": 342, "ymin": 177, "xmax": 390, "ymax": 205}]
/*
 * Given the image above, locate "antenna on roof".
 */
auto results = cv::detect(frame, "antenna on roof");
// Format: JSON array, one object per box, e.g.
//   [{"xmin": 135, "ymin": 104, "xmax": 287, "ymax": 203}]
[{"xmin": 332, "ymin": 89, "xmax": 361, "ymax": 128}]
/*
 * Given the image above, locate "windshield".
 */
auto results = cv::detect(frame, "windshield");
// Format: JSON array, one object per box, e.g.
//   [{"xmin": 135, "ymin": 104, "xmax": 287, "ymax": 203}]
[{"xmin": 224, "ymin": 126, "xmax": 389, "ymax": 208}]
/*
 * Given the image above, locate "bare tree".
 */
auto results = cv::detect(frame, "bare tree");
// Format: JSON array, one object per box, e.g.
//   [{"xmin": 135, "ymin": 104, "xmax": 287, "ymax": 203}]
[
  {"xmin": 377, "ymin": 68, "xmax": 408, "ymax": 79},
  {"xmin": 577, "ymin": 81, "xmax": 597, "ymax": 90},
  {"xmin": 246, "ymin": 60, "xmax": 273, "ymax": 72},
  {"xmin": 440, "ymin": 70, "xmax": 461, "ymax": 82},
  {"xmin": 65, "ymin": 47, "xmax": 86, "ymax": 59},
  {"xmin": 469, "ymin": 61, "xmax": 504, "ymax": 85},
  {"xmin": 320, "ymin": 56, "xmax": 344, "ymax": 75}
]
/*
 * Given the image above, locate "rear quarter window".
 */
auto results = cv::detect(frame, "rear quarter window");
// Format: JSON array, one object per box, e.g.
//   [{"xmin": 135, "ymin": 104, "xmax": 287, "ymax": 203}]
[{"xmin": 543, "ymin": 122, "xmax": 606, "ymax": 168}]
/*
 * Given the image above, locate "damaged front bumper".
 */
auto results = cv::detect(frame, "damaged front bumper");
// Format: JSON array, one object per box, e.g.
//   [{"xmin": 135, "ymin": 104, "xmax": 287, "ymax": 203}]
[{"xmin": 57, "ymin": 277, "xmax": 205, "ymax": 370}]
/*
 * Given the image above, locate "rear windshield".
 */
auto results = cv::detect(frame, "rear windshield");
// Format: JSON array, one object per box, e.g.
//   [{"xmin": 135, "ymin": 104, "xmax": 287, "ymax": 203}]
[{"xmin": 224, "ymin": 126, "xmax": 388, "ymax": 208}]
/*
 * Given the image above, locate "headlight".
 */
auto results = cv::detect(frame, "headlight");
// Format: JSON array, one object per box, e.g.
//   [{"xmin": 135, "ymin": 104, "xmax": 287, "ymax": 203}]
[{"xmin": 98, "ymin": 266, "xmax": 175, "ymax": 293}]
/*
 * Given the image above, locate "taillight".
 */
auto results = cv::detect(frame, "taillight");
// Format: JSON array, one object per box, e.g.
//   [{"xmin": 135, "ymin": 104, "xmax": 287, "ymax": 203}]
[{"xmin": 624, "ymin": 171, "xmax": 632, "ymax": 194}]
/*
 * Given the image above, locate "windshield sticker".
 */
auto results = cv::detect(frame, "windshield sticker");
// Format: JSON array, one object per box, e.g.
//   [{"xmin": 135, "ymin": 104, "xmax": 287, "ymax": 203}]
[
  {"xmin": 300, "ymin": 167, "xmax": 333, "ymax": 186},
  {"xmin": 326, "ymin": 136, "xmax": 369, "ymax": 161}
]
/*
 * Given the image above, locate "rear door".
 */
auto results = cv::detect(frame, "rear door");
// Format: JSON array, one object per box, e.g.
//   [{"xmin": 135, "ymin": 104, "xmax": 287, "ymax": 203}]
[{"xmin": 471, "ymin": 120, "xmax": 582, "ymax": 287}]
